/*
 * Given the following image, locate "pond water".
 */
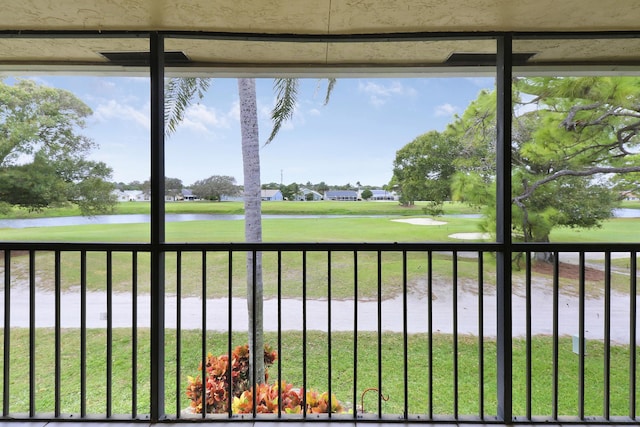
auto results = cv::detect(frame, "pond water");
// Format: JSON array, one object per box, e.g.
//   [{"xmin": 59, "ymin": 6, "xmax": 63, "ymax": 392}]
[
  {"xmin": 0, "ymin": 209, "xmax": 638, "ymax": 229},
  {"xmin": 0, "ymin": 213, "xmax": 381, "ymax": 229}
]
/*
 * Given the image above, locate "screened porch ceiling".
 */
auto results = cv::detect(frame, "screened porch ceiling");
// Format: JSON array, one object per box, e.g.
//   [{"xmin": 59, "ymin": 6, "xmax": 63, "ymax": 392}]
[{"xmin": 1, "ymin": 0, "xmax": 640, "ymax": 75}]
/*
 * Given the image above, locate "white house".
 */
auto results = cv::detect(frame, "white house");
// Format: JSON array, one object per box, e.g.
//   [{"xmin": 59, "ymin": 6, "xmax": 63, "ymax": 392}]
[
  {"xmin": 261, "ymin": 189, "xmax": 284, "ymax": 201},
  {"xmin": 295, "ymin": 188, "xmax": 323, "ymax": 201},
  {"xmin": 112, "ymin": 190, "xmax": 149, "ymax": 202}
]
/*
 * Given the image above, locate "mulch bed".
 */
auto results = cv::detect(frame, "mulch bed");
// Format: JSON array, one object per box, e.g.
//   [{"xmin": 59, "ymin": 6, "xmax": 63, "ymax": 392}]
[{"xmin": 532, "ymin": 261, "xmax": 605, "ymax": 281}]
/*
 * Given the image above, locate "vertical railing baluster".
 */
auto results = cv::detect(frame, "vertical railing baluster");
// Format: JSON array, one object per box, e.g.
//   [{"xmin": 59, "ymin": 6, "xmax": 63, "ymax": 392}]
[
  {"xmin": 453, "ymin": 251, "xmax": 459, "ymax": 418},
  {"xmin": 630, "ymin": 251, "xmax": 637, "ymax": 420},
  {"xmin": 174, "ymin": 251, "xmax": 180, "ymax": 418},
  {"xmin": 54, "ymin": 250, "xmax": 61, "ymax": 417},
  {"xmin": 353, "ymin": 251, "xmax": 358, "ymax": 420},
  {"xmin": 604, "ymin": 251, "xmax": 611, "ymax": 420},
  {"xmin": 201, "ymin": 251, "xmax": 207, "ymax": 418},
  {"xmin": 427, "ymin": 251, "xmax": 433, "ymax": 419},
  {"xmin": 3, "ymin": 249, "xmax": 9, "ymax": 417},
  {"xmin": 29, "ymin": 250, "xmax": 35, "ymax": 417},
  {"xmin": 302, "ymin": 251, "xmax": 307, "ymax": 418},
  {"xmin": 228, "ymin": 251, "xmax": 233, "ymax": 418},
  {"xmin": 525, "ymin": 251, "xmax": 532, "ymax": 420},
  {"xmin": 80, "ymin": 251, "xmax": 87, "ymax": 418},
  {"xmin": 478, "ymin": 251, "xmax": 485, "ymax": 419},
  {"xmin": 402, "ymin": 251, "xmax": 408, "ymax": 419},
  {"xmin": 377, "ymin": 250, "xmax": 383, "ymax": 418},
  {"xmin": 578, "ymin": 252, "xmax": 586, "ymax": 420},
  {"xmin": 132, "ymin": 251, "xmax": 138, "ymax": 418},
  {"xmin": 106, "ymin": 251, "xmax": 113, "ymax": 417},
  {"xmin": 276, "ymin": 251, "xmax": 282, "ymax": 418},
  {"xmin": 327, "ymin": 251, "xmax": 333, "ymax": 418},
  {"xmin": 251, "ymin": 249, "xmax": 257, "ymax": 419},
  {"xmin": 552, "ymin": 252, "xmax": 559, "ymax": 420}
]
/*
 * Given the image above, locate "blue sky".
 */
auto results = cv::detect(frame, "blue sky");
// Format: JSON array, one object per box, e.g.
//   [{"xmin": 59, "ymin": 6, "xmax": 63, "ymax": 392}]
[{"xmin": 23, "ymin": 75, "xmax": 494, "ymax": 188}]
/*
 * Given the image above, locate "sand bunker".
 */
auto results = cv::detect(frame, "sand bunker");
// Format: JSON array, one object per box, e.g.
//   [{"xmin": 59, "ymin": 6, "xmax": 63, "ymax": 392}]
[
  {"xmin": 392, "ymin": 218, "xmax": 447, "ymax": 226},
  {"xmin": 449, "ymin": 232, "xmax": 491, "ymax": 240}
]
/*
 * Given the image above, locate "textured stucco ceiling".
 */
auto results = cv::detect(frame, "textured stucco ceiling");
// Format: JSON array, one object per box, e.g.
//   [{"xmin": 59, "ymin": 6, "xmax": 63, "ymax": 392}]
[{"xmin": 1, "ymin": 0, "xmax": 640, "ymax": 73}]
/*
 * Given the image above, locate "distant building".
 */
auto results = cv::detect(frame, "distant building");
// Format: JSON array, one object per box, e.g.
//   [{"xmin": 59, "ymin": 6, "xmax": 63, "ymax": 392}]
[
  {"xmin": 261, "ymin": 189, "xmax": 284, "ymax": 201},
  {"xmin": 295, "ymin": 188, "xmax": 323, "ymax": 201},
  {"xmin": 180, "ymin": 189, "xmax": 198, "ymax": 201},
  {"xmin": 325, "ymin": 190, "xmax": 358, "ymax": 201},
  {"xmin": 220, "ymin": 194, "xmax": 244, "ymax": 202},
  {"xmin": 621, "ymin": 190, "xmax": 639, "ymax": 201},
  {"xmin": 366, "ymin": 189, "xmax": 397, "ymax": 201},
  {"xmin": 112, "ymin": 190, "xmax": 149, "ymax": 202}
]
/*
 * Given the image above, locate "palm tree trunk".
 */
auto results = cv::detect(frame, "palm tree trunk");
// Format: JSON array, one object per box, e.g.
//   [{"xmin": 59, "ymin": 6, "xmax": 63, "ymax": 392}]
[{"xmin": 237, "ymin": 77, "xmax": 265, "ymax": 384}]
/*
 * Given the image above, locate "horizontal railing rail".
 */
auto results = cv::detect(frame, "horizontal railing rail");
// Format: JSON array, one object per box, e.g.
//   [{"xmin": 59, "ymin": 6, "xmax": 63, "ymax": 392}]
[{"xmin": 0, "ymin": 241, "xmax": 638, "ymax": 423}]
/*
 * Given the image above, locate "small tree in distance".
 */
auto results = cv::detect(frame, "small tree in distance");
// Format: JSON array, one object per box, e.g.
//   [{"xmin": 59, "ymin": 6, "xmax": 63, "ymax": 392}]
[
  {"xmin": 361, "ymin": 188, "xmax": 373, "ymax": 200},
  {"xmin": 190, "ymin": 175, "xmax": 240, "ymax": 201}
]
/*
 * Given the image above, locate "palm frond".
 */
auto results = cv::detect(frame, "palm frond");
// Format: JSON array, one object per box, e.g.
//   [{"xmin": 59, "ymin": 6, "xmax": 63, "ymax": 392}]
[
  {"xmin": 324, "ymin": 78, "xmax": 337, "ymax": 105},
  {"xmin": 164, "ymin": 77, "xmax": 211, "ymax": 136},
  {"xmin": 265, "ymin": 78, "xmax": 299, "ymax": 145}
]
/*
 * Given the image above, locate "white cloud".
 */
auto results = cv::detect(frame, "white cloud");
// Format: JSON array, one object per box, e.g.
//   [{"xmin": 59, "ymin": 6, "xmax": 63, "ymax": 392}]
[
  {"xmin": 175, "ymin": 102, "xmax": 240, "ymax": 134},
  {"xmin": 358, "ymin": 80, "xmax": 417, "ymax": 106},
  {"xmin": 435, "ymin": 103, "xmax": 458, "ymax": 117},
  {"xmin": 92, "ymin": 99, "xmax": 149, "ymax": 129},
  {"xmin": 465, "ymin": 77, "xmax": 495, "ymax": 87}
]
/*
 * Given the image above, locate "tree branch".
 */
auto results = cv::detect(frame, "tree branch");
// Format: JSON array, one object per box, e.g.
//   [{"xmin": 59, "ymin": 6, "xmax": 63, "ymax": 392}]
[{"xmin": 513, "ymin": 165, "xmax": 640, "ymax": 205}]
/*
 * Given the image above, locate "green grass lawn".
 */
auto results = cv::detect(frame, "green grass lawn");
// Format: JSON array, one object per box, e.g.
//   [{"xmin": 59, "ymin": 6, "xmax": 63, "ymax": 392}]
[
  {"xmin": 1, "ymin": 215, "xmax": 639, "ymax": 297},
  {"xmin": 0, "ymin": 200, "xmax": 483, "ymax": 219},
  {"xmin": 0, "ymin": 208, "xmax": 638, "ymax": 419},
  {"xmin": 1, "ymin": 329, "xmax": 637, "ymax": 418}
]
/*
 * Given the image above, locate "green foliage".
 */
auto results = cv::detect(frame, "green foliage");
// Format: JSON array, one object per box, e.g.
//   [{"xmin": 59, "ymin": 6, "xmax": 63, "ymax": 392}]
[
  {"xmin": 164, "ymin": 77, "xmax": 211, "ymax": 135},
  {"xmin": 0, "ymin": 79, "xmax": 115, "ymax": 214},
  {"xmin": 0, "ymin": 156, "xmax": 67, "ymax": 210},
  {"xmin": 446, "ymin": 76, "xmax": 640, "ymax": 242},
  {"xmin": 190, "ymin": 175, "xmax": 240, "ymax": 201},
  {"xmin": 421, "ymin": 200, "xmax": 444, "ymax": 216},
  {"xmin": 280, "ymin": 182, "xmax": 300, "ymax": 200},
  {"xmin": 361, "ymin": 188, "xmax": 373, "ymax": 200},
  {"xmin": 391, "ymin": 131, "xmax": 460, "ymax": 205}
]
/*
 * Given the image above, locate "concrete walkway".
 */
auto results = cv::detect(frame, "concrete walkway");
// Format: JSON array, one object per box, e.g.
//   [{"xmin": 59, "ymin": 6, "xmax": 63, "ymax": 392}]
[{"xmin": 1, "ymin": 278, "xmax": 638, "ymax": 344}]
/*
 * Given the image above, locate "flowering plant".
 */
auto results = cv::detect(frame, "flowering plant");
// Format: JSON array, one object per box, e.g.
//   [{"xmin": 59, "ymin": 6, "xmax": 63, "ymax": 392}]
[
  {"xmin": 186, "ymin": 344, "xmax": 277, "ymax": 413},
  {"xmin": 186, "ymin": 344, "xmax": 345, "ymax": 414}
]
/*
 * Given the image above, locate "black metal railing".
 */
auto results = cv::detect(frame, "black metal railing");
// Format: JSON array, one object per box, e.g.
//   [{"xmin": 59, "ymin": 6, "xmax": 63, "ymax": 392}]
[{"xmin": 0, "ymin": 242, "xmax": 638, "ymax": 423}]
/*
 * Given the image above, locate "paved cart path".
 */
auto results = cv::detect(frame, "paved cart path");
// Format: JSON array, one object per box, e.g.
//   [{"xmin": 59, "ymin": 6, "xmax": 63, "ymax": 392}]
[{"xmin": 1, "ymin": 280, "xmax": 638, "ymax": 344}]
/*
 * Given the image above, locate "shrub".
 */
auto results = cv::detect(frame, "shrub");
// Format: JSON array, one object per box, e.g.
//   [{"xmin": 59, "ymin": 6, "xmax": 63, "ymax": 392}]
[
  {"xmin": 186, "ymin": 344, "xmax": 277, "ymax": 414},
  {"xmin": 186, "ymin": 344, "xmax": 345, "ymax": 415},
  {"xmin": 232, "ymin": 382, "xmax": 345, "ymax": 414}
]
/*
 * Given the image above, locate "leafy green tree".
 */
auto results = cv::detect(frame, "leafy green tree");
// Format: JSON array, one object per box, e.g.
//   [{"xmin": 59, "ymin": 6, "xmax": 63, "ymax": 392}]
[
  {"xmin": 142, "ymin": 177, "xmax": 183, "ymax": 198},
  {"xmin": 361, "ymin": 188, "xmax": 373, "ymax": 200},
  {"xmin": 0, "ymin": 79, "xmax": 115, "ymax": 214},
  {"xmin": 191, "ymin": 175, "xmax": 240, "ymax": 201},
  {"xmin": 315, "ymin": 181, "xmax": 330, "ymax": 194},
  {"xmin": 261, "ymin": 182, "xmax": 280, "ymax": 190},
  {"xmin": 280, "ymin": 182, "xmax": 300, "ymax": 200},
  {"xmin": 390, "ymin": 130, "xmax": 460, "ymax": 206},
  {"xmin": 450, "ymin": 77, "xmax": 640, "ymax": 244}
]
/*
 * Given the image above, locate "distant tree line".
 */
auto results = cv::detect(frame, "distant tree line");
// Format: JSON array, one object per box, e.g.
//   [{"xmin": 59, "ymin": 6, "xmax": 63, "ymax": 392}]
[{"xmin": 114, "ymin": 177, "xmax": 386, "ymax": 202}]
